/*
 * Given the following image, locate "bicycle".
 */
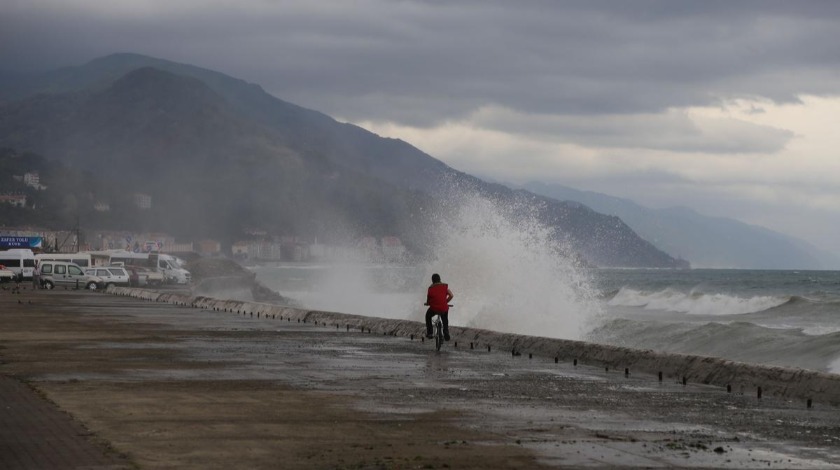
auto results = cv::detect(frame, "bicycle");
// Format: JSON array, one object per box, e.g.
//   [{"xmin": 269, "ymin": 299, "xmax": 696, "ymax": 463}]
[
  {"xmin": 426, "ymin": 304, "xmax": 453, "ymax": 352},
  {"xmin": 431, "ymin": 313, "xmax": 444, "ymax": 351}
]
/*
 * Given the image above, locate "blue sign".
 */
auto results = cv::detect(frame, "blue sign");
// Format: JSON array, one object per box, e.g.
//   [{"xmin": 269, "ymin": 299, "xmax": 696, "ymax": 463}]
[{"xmin": 0, "ymin": 236, "xmax": 42, "ymax": 249}]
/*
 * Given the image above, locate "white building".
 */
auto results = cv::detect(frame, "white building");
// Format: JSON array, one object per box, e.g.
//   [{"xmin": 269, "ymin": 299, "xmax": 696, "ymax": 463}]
[
  {"xmin": 133, "ymin": 193, "xmax": 152, "ymax": 210},
  {"xmin": 0, "ymin": 194, "xmax": 27, "ymax": 207},
  {"xmin": 23, "ymin": 172, "xmax": 46, "ymax": 190}
]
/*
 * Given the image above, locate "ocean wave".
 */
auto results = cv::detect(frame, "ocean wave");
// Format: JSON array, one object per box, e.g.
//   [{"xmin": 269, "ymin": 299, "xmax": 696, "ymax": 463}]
[
  {"xmin": 606, "ymin": 287, "xmax": 790, "ymax": 316},
  {"xmin": 586, "ymin": 318, "xmax": 840, "ymax": 373}
]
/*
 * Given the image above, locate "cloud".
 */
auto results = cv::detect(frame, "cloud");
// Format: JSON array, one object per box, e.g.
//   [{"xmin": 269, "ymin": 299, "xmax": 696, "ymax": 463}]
[
  {"xmin": 466, "ymin": 106, "xmax": 795, "ymax": 154},
  {"xmin": 356, "ymin": 94, "xmax": 840, "ymax": 253},
  {"xmin": 4, "ymin": 0, "xmax": 840, "ymax": 253},
  {"xmin": 4, "ymin": 1, "xmax": 840, "ymax": 122}
]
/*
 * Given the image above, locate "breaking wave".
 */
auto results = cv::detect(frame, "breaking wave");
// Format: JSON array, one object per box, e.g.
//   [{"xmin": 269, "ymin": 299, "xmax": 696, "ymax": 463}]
[
  {"xmin": 587, "ymin": 318, "xmax": 840, "ymax": 373},
  {"xmin": 420, "ymin": 191, "xmax": 601, "ymax": 340},
  {"xmin": 607, "ymin": 287, "xmax": 789, "ymax": 316},
  {"xmin": 254, "ymin": 188, "xmax": 602, "ymax": 340}
]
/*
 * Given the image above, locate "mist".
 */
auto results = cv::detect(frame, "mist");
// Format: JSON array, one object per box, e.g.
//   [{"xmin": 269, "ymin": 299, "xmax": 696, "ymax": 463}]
[{"xmin": 253, "ymin": 189, "xmax": 602, "ymax": 341}]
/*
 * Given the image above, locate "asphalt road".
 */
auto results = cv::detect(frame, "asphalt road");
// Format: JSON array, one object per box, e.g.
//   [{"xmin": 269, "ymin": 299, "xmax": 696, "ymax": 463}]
[{"xmin": 2, "ymin": 286, "xmax": 840, "ymax": 469}]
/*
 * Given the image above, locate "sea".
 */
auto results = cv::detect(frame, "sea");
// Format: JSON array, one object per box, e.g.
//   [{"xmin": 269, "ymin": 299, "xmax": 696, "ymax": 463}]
[
  {"xmin": 250, "ymin": 264, "xmax": 840, "ymax": 375},
  {"xmin": 249, "ymin": 192, "xmax": 840, "ymax": 374}
]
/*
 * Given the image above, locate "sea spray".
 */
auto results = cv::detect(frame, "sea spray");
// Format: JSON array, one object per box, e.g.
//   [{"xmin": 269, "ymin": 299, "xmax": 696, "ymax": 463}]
[
  {"xmin": 420, "ymin": 190, "xmax": 601, "ymax": 340},
  {"xmin": 263, "ymin": 262, "xmax": 421, "ymax": 320},
  {"xmin": 253, "ymin": 188, "xmax": 602, "ymax": 339}
]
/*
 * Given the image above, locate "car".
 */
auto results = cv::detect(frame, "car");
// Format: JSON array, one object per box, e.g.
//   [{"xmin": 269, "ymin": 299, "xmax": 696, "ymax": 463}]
[
  {"xmin": 39, "ymin": 261, "xmax": 104, "ymax": 290},
  {"xmin": 132, "ymin": 266, "xmax": 165, "ymax": 286},
  {"xmin": 84, "ymin": 267, "xmax": 130, "ymax": 288},
  {"xmin": 0, "ymin": 264, "xmax": 15, "ymax": 283}
]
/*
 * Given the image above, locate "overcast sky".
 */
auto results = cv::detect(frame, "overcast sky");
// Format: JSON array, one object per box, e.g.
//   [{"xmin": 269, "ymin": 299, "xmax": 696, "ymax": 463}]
[{"xmin": 4, "ymin": 1, "xmax": 840, "ymax": 255}]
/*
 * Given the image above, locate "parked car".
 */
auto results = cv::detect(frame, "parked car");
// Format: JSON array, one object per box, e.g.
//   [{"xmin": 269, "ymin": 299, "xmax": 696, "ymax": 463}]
[
  {"xmin": 0, "ymin": 264, "xmax": 15, "ymax": 283},
  {"xmin": 133, "ymin": 266, "xmax": 165, "ymax": 286},
  {"xmin": 84, "ymin": 267, "xmax": 130, "ymax": 288},
  {"xmin": 39, "ymin": 261, "xmax": 104, "ymax": 290}
]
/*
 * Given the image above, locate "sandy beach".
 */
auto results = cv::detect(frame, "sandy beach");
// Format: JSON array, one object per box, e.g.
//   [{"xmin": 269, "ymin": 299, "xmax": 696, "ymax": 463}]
[{"xmin": 2, "ymin": 285, "xmax": 840, "ymax": 469}]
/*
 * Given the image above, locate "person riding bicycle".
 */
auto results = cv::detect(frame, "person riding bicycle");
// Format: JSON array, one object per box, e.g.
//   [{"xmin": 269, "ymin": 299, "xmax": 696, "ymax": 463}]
[{"xmin": 425, "ymin": 273, "xmax": 454, "ymax": 341}]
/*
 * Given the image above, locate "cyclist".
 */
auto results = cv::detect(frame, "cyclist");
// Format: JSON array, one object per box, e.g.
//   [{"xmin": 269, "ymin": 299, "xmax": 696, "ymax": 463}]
[{"xmin": 425, "ymin": 273, "xmax": 454, "ymax": 341}]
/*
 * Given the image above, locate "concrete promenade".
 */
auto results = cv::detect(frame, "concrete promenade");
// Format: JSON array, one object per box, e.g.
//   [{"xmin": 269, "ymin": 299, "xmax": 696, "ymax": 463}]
[
  {"xmin": 0, "ymin": 374, "xmax": 132, "ymax": 469},
  {"xmin": 2, "ymin": 285, "xmax": 840, "ymax": 468},
  {"xmin": 170, "ymin": 287, "xmax": 840, "ymax": 406}
]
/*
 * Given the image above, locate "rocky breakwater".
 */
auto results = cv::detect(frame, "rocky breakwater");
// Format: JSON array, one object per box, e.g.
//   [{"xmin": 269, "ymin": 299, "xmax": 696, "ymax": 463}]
[{"xmin": 108, "ymin": 286, "xmax": 840, "ymax": 407}]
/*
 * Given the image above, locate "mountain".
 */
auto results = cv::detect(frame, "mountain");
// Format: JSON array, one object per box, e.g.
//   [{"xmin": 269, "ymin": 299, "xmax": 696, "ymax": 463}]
[
  {"xmin": 0, "ymin": 53, "xmax": 685, "ymax": 268},
  {"xmin": 523, "ymin": 181, "xmax": 839, "ymax": 269}
]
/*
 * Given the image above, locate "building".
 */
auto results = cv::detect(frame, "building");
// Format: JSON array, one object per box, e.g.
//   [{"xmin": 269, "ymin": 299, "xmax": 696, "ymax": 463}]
[
  {"xmin": 133, "ymin": 193, "xmax": 152, "ymax": 210},
  {"xmin": 93, "ymin": 201, "xmax": 111, "ymax": 212},
  {"xmin": 196, "ymin": 240, "xmax": 221, "ymax": 255},
  {"xmin": 232, "ymin": 241, "xmax": 249, "ymax": 259},
  {"xmin": 0, "ymin": 194, "xmax": 27, "ymax": 208},
  {"xmin": 23, "ymin": 172, "xmax": 46, "ymax": 190},
  {"xmin": 23, "ymin": 173, "xmax": 38, "ymax": 186}
]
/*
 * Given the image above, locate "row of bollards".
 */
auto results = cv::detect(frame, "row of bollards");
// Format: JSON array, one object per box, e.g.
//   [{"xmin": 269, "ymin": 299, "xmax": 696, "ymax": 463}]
[
  {"xmin": 119, "ymin": 290, "xmax": 818, "ymax": 410},
  {"xmin": 502, "ymin": 343, "xmax": 816, "ymax": 408}
]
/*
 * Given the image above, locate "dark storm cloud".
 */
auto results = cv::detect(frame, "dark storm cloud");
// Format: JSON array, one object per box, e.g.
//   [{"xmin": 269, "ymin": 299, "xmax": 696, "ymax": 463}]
[
  {"xmin": 5, "ymin": 0, "xmax": 840, "ymax": 253},
  {"xmin": 3, "ymin": 1, "xmax": 840, "ymax": 125}
]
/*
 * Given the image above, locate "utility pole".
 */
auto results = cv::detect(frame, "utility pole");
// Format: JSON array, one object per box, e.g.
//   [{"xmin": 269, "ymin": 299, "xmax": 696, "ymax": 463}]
[{"xmin": 75, "ymin": 213, "xmax": 81, "ymax": 252}]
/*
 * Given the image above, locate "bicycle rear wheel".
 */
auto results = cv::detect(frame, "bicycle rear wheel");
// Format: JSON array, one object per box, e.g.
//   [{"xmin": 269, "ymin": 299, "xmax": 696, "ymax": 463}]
[{"xmin": 434, "ymin": 318, "xmax": 443, "ymax": 351}]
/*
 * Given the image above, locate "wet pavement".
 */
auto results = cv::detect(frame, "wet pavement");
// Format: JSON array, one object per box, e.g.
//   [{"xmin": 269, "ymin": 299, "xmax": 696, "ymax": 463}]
[{"xmin": 2, "ymin": 288, "xmax": 840, "ymax": 468}]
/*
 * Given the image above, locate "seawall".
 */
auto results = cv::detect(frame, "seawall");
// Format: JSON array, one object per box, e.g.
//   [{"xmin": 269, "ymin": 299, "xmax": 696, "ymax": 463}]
[{"xmin": 109, "ymin": 286, "xmax": 840, "ymax": 406}]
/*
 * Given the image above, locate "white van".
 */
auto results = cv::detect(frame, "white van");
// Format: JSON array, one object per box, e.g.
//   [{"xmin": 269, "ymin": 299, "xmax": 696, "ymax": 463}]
[
  {"xmin": 35, "ymin": 252, "xmax": 93, "ymax": 268},
  {"xmin": 154, "ymin": 253, "xmax": 191, "ymax": 284},
  {"xmin": 39, "ymin": 261, "xmax": 103, "ymax": 290},
  {"xmin": 87, "ymin": 249, "xmax": 143, "ymax": 267},
  {"xmin": 88, "ymin": 250, "xmax": 191, "ymax": 285},
  {"xmin": 0, "ymin": 249, "xmax": 36, "ymax": 279}
]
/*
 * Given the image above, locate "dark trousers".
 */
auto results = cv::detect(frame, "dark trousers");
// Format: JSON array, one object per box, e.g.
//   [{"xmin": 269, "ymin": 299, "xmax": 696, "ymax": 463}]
[{"xmin": 425, "ymin": 308, "xmax": 449, "ymax": 338}]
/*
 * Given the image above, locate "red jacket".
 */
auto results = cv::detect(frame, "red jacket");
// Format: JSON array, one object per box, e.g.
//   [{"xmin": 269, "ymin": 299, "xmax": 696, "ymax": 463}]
[{"xmin": 427, "ymin": 283, "xmax": 450, "ymax": 312}]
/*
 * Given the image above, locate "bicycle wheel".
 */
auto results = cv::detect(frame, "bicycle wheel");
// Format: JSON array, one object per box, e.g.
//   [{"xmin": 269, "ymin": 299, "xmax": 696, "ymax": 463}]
[{"xmin": 434, "ymin": 318, "xmax": 443, "ymax": 351}]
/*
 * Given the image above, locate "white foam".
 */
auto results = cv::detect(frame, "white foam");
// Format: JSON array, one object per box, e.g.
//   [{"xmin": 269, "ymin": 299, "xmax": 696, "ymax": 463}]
[
  {"xmin": 828, "ymin": 355, "xmax": 840, "ymax": 374},
  {"xmin": 608, "ymin": 287, "xmax": 788, "ymax": 316},
  {"xmin": 256, "ymin": 190, "xmax": 602, "ymax": 340},
  {"xmin": 801, "ymin": 325, "xmax": 840, "ymax": 336},
  {"xmin": 270, "ymin": 263, "xmax": 418, "ymax": 320},
  {"xmin": 420, "ymin": 192, "xmax": 600, "ymax": 340}
]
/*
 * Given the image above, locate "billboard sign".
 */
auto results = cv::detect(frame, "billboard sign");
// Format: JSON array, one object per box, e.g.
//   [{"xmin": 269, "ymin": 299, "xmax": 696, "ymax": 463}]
[{"xmin": 0, "ymin": 236, "xmax": 43, "ymax": 249}]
